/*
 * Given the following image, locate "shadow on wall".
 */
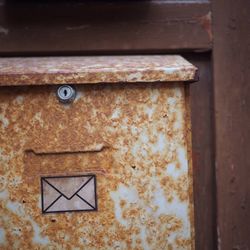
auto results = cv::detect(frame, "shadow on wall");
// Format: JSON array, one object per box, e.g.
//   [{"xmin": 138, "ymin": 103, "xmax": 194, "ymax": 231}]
[{"xmin": 1, "ymin": 0, "xmax": 151, "ymax": 26}]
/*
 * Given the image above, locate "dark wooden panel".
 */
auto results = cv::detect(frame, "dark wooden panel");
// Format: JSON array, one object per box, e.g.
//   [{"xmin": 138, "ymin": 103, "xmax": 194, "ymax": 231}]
[
  {"xmin": 187, "ymin": 53, "xmax": 216, "ymax": 250},
  {"xmin": 212, "ymin": 1, "xmax": 250, "ymax": 249},
  {"xmin": 0, "ymin": 1, "xmax": 211, "ymax": 55}
]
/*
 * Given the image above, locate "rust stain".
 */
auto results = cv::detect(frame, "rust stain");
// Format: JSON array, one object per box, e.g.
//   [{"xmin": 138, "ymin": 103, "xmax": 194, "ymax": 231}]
[
  {"xmin": 0, "ymin": 56, "xmax": 196, "ymax": 249},
  {"xmin": 25, "ymin": 143, "xmax": 110, "ymax": 155},
  {"xmin": 0, "ymin": 55, "xmax": 197, "ymax": 86},
  {"xmin": 198, "ymin": 11, "xmax": 212, "ymax": 41}
]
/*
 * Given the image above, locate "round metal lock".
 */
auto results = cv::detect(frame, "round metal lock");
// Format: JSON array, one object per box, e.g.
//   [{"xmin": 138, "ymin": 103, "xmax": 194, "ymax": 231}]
[{"xmin": 57, "ymin": 85, "xmax": 76, "ymax": 103}]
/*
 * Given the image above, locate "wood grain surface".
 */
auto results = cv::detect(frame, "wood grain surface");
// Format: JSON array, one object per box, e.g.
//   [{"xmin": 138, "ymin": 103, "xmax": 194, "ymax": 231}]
[
  {"xmin": 212, "ymin": 1, "xmax": 250, "ymax": 249},
  {"xmin": 0, "ymin": 1, "xmax": 220, "ymax": 249},
  {"xmin": 0, "ymin": 1, "xmax": 211, "ymax": 55},
  {"xmin": 188, "ymin": 53, "xmax": 216, "ymax": 250}
]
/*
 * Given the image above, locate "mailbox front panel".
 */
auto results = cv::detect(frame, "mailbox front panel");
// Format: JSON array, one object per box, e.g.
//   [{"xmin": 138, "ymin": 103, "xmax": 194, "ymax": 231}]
[{"xmin": 0, "ymin": 83, "xmax": 194, "ymax": 249}]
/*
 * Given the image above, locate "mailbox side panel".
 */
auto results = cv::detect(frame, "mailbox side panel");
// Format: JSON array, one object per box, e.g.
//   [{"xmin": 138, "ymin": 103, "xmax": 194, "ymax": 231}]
[{"xmin": 0, "ymin": 83, "xmax": 194, "ymax": 250}]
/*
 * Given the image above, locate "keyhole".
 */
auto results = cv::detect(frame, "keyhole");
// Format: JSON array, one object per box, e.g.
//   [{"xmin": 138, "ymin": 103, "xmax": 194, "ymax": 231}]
[{"xmin": 57, "ymin": 85, "xmax": 76, "ymax": 103}]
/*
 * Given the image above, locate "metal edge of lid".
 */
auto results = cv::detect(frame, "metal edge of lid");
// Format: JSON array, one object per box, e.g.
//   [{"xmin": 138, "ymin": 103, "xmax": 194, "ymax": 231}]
[{"xmin": 0, "ymin": 55, "xmax": 198, "ymax": 86}]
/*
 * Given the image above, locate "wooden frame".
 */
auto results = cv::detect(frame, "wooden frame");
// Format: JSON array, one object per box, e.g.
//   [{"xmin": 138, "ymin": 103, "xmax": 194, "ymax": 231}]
[
  {"xmin": 0, "ymin": 1, "xmax": 216, "ymax": 249},
  {"xmin": 212, "ymin": 1, "xmax": 250, "ymax": 249},
  {"xmin": 3, "ymin": 0, "xmax": 249, "ymax": 249},
  {"xmin": 0, "ymin": 1, "xmax": 211, "ymax": 55}
]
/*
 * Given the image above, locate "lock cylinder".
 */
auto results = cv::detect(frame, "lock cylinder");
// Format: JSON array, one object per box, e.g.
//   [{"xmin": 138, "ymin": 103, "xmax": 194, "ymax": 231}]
[{"xmin": 57, "ymin": 85, "xmax": 76, "ymax": 103}]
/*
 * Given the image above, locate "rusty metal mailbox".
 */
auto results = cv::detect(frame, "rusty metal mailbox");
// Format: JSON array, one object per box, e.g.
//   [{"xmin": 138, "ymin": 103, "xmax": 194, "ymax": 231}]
[{"xmin": 0, "ymin": 56, "xmax": 197, "ymax": 249}]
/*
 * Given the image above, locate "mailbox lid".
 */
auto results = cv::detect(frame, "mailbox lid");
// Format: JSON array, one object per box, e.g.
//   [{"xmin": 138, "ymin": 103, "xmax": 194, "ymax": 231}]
[{"xmin": 0, "ymin": 55, "xmax": 197, "ymax": 86}]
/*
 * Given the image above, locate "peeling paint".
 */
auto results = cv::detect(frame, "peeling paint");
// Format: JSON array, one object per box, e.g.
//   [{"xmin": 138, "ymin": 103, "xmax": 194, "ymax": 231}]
[
  {"xmin": 198, "ymin": 11, "xmax": 212, "ymax": 41},
  {"xmin": 0, "ymin": 114, "xmax": 9, "ymax": 128},
  {"xmin": 0, "ymin": 190, "xmax": 8, "ymax": 199},
  {"xmin": 217, "ymin": 226, "xmax": 221, "ymax": 250},
  {"xmin": 6, "ymin": 201, "xmax": 25, "ymax": 216},
  {"xmin": 5, "ymin": 200, "xmax": 50, "ymax": 246},
  {"xmin": 66, "ymin": 25, "xmax": 90, "ymax": 31},
  {"xmin": 14, "ymin": 95, "xmax": 24, "ymax": 104},
  {"xmin": 30, "ymin": 217, "xmax": 50, "ymax": 245},
  {"xmin": 0, "ymin": 26, "xmax": 8, "ymax": 35},
  {"xmin": 0, "ymin": 228, "xmax": 6, "ymax": 245},
  {"xmin": 110, "ymin": 184, "xmax": 139, "ymax": 228}
]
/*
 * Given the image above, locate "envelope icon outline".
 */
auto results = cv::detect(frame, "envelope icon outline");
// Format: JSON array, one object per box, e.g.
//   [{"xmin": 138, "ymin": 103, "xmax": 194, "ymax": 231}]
[{"xmin": 41, "ymin": 174, "xmax": 97, "ymax": 214}]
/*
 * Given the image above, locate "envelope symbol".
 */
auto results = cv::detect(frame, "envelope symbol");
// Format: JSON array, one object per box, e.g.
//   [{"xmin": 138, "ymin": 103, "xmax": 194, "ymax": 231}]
[{"xmin": 41, "ymin": 175, "xmax": 97, "ymax": 213}]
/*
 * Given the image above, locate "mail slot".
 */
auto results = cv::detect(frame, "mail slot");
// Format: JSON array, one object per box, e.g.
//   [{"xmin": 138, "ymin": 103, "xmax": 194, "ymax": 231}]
[{"xmin": 0, "ymin": 56, "xmax": 197, "ymax": 249}]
